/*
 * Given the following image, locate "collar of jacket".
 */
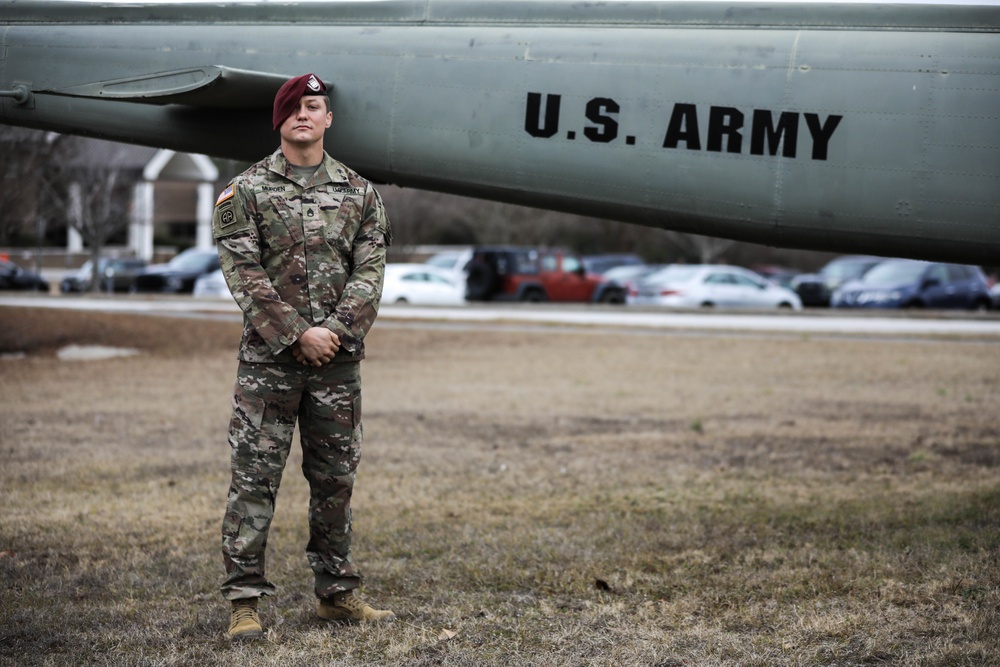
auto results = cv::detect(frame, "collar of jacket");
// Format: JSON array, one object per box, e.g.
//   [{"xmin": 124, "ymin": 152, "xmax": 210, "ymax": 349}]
[{"xmin": 268, "ymin": 149, "xmax": 352, "ymax": 188}]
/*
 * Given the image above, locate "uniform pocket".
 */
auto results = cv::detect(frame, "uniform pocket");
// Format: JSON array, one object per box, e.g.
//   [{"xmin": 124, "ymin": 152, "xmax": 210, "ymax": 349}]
[
  {"xmin": 323, "ymin": 197, "xmax": 361, "ymax": 252},
  {"xmin": 264, "ymin": 196, "xmax": 304, "ymax": 250}
]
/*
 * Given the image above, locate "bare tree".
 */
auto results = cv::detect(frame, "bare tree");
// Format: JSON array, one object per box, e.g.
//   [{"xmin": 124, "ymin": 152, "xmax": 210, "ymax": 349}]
[
  {"xmin": 41, "ymin": 138, "xmax": 133, "ymax": 292},
  {"xmin": 660, "ymin": 231, "xmax": 736, "ymax": 264},
  {"xmin": 382, "ymin": 185, "xmax": 666, "ymax": 252},
  {"xmin": 0, "ymin": 127, "xmax": 58, "ymax": 246},
  {"xmin": 370, "ymin": 184, "xmax": 833, "ymax": 270}
]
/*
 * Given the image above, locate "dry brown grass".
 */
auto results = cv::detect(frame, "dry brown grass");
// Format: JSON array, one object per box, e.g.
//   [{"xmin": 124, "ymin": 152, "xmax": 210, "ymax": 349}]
[{"xmin": 1, "ymin": 305, "xmax": 998, "ymax": 666}]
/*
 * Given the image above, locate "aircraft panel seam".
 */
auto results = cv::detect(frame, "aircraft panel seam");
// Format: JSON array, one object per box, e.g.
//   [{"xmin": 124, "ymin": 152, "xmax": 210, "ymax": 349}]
[
  {"xmin": 920, "ymin": 199, "xmax": 1000, "ymax": 209},
  {"xmin": 771, "ymin": 30, "xmax": 802, "ymax": 239},
  {"xmin": 3, "ymin": 2, "xmax": 1000, "ymax": 33},
  {"xmin": 0, "ymin": 25, "xmax": 7, "ymax": 85},
  {"xmin": 778, "ymin": 209, "xmax": 998, "ymax": 234},
  {"xmin": 929, "ymin": 142, "xmax": 1000, "ymax": 150}
]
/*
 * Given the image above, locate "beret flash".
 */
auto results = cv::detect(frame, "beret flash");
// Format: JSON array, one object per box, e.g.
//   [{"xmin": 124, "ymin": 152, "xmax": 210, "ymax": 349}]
[{"xmin": 272, "ymin": 73, "xmax": 328, "ymax": 131}]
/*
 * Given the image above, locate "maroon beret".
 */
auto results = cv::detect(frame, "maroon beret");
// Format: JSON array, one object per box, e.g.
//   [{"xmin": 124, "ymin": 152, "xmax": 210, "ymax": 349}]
[{"xmin": 272, "ymin": 73, "xmax": 328, "ymax": 131}]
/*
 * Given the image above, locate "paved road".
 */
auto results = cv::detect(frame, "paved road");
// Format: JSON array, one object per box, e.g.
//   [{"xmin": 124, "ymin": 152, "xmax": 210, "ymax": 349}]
[{"xmin": 3, "ymin": 294, "xmax": 1000, "ymax": 339}]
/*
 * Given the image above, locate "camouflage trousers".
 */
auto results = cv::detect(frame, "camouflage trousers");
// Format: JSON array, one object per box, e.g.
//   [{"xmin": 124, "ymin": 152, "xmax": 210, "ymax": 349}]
[{"xmin": 221, "ymin": 360, "xmax": 363, "ymax": 601}]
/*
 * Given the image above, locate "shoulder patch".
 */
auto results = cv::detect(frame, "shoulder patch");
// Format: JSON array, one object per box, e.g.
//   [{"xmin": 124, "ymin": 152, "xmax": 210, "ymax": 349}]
[
  {"xmin": 216, "ymin": 184, "xmax": 235, "ymax": 206},
  {"xmin": 218, "ymin": 206, "xmax": 237, "ymax": 228}
]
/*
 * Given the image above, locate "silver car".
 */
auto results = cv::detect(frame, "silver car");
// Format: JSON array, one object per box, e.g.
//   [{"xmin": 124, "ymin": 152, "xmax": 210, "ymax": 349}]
[{"xmin": 628, "ymin": 264, "xmax": 802, "ymax": 310}]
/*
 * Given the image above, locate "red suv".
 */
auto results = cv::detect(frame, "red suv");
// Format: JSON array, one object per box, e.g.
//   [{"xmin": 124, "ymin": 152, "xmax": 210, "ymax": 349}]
[{"xmin": 464, "ymin": 246, "xmax": 626, "ymax": 304}]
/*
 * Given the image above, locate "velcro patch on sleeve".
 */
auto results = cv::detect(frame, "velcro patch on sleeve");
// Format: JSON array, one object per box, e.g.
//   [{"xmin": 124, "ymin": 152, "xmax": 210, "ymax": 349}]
[{"xmin": 217, "ymin": 205, "xmax": 237, "ymax": 228}]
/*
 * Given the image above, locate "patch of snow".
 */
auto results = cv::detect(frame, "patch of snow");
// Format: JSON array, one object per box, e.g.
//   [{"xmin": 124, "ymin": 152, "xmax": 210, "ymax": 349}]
[{"xmin": 57, "ymin": 345, "xmax": 141, "ymax": 361}]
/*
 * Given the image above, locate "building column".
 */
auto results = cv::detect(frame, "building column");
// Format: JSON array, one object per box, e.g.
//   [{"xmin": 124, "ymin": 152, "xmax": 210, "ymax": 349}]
[
  {"xmin": 67, "ymin": 226, "xmax": 83, "ymax": 253},
  {"xmin": 130, "ymin": 180, "xmax": 155, "ymax": 260},
  {"xmin": 67, "ymin": 182, "xmax": 84, "ymax": 253},
  {"xmin": 196, "ymin": 182, "xmax": 215, "ymax": 251}
]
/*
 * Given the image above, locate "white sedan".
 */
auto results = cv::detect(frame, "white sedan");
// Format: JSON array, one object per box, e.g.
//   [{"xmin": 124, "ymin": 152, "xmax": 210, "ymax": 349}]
[
  {"xmin": 381, "ymin": 263, "xmax": 466, "ymax": 305},
  {"xmin": 628, "ymin": 264, "xmax": 802, "ymax": 310}
]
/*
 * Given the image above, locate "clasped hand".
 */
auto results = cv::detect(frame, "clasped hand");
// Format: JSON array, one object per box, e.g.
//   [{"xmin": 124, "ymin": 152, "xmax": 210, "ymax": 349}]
[{"xmin": 292, "ymin": 327, "xmax": 341, "ymax": 367}]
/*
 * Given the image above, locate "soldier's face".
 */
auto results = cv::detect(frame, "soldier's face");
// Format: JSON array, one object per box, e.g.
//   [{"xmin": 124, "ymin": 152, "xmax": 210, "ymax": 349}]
[{"xmin": 279, "ymin": 96, "xmax": 332, "ymax": 146}]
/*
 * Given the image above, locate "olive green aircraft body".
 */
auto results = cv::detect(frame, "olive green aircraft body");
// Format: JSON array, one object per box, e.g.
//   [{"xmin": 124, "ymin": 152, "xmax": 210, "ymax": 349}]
[{"xmin": 1, "ymin": 1, "xmax": 998, "ymax": 263}]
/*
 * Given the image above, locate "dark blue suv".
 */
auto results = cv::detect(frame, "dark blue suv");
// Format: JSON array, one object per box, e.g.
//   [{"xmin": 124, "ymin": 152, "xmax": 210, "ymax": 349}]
[{"xmin": 831, "ymin": 259, "xmax": 992, "ymax": 310}]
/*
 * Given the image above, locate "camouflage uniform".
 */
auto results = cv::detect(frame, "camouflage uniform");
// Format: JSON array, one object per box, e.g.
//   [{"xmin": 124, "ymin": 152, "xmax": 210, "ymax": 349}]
[{"xmin": 213, "ymin": 148, "xmax": 391, "ymax": 601}]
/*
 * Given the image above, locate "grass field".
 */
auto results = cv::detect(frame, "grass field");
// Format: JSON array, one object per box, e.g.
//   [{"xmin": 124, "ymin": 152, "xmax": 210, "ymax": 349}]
[{"xmin": 1, "ymin": 305, "xmax": 998, "ymax": 666}]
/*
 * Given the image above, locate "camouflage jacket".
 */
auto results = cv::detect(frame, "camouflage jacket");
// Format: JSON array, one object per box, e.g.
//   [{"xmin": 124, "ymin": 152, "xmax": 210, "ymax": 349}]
[{"xmin": 212, "ymin": 149, "xmax": 392, "ymax": 363}]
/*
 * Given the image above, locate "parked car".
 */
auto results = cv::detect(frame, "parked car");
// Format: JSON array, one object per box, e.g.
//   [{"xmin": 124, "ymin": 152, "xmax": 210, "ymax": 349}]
[
  {"xmin": 464, "ymin": 246, "xmax": 626, "ymax": 303},
  {"xmin": 381, "ymin": 263, "xmax": 466, "ymax": 305},
  {"xmin": 790, "ymin": 255, "xmax": 883, "ymax": 307},
  {"xmin": 831, "ymin": 259, "xmax": 992, "ymax": 310},
  {"xmin": 424, "ymin": 247, "xmax": 473, "ymax": 279},
  {"xmin": 60, "ymin": 257, "xmax": 147, "ymax": 293},
  {"xmin": 0, "ymin": 258, "xmax": 49, "ymax": 292},
  {"xmin": 628, "ymin": 264, "xmax": 802, "ymax": 310},
  {"xmin": 752, "ymin": 264, "xmax": 800, "ymax": 289},
  {"xmin": 192, "ymin": 268, "xmax": 232, "ymax": 299},
  {"xmin": 131, "ymin": 248, "xmax": 221, "ymax": 294},
  {"xmin": 991, "ymin": 283, "xmax": 1000, "ymax": 310},
  {"xmin": 602, "ymin": 263, "xmax": 669, "ymax": 294},
  {"xmin": 581, "ymin": 253, "xmax": 645, "ymax": 275}
]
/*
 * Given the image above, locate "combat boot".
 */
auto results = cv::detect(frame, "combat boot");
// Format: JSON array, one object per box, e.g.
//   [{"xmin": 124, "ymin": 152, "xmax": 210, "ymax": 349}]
[
  {"xmin": 228, "ymin": 597, "xmax": 263, "ymax": 641},
  {"xmin": 317, "ymin": 590, "xmax": 395, "ymax": 623}
]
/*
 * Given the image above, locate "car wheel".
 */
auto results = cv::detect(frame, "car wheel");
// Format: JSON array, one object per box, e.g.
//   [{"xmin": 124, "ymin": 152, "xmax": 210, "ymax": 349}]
[
  {"xmin": 700, "ymin": 301, "xmax": 715, "ymax": 308},
  {"xmin": 395, "ymin": 297, "xmax": 409, "ymax": 304},
  {"xmin": 598, "ymin": 288, "xmax": 626, "ymax": 304},
  {"xmin": 904, "ymin": 300, "xmax": 924, "ymax": 309},
  {"xmin": 972, "ymin": 298, "xmax": 991, "ymax": 312},
  {"xmin": 521, "ymin": 288, "xmax": 546, "ymax": 303},
  {"xmin": 778, "ymin": 302, "xmax": 794, "ymax": 309}
]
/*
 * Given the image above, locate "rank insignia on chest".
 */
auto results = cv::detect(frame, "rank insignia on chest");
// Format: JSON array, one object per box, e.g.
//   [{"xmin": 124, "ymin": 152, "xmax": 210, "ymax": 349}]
[{"xmin": 216, "ymin": 184, "xmax": 234, "ymax": 206}]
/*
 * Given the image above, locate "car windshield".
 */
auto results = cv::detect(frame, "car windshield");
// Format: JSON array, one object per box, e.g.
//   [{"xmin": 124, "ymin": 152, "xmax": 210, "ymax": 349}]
[
  {"xmin": 169, "ymin": 251, "xmax": 211, "ymax": 271},
  {"xmin": 426, "ymin": 254, "xmax": 461, "ymax": 270},
  {"xmin": 605, "ymin": 265, "xmax": 659, "ymax": 282},
  {"xmin": 823, "ymin": 259, "xmax": 880, "ymax": 281},
  {"xmin": 646, "ymin": 266, "xmax": 700, "ymax": 283},
  {"xmin": 732, "ymin": 272, "xmax": 765, "ymax": 288},
  {"xmin": 860, "ymin": 261, "xmax": 927, "ymax": 286}
]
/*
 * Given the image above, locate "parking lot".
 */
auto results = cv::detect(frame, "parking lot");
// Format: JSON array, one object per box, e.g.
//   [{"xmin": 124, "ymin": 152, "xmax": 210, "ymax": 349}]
[{"xmin": 2, "ymin": 293, "xmax": 999, "ymax": 342}]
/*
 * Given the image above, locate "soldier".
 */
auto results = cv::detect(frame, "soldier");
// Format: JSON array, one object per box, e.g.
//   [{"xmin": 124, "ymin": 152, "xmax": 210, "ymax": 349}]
[{"xmin": 212, "ymin": 73, "xmax": 394, "ymax": 642}]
